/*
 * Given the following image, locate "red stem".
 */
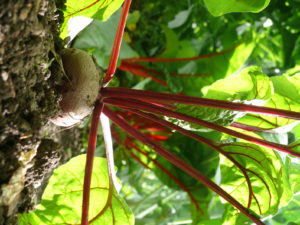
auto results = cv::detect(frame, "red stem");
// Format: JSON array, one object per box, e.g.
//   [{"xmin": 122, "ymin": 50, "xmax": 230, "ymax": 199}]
[
  {"xmin": 129, "ymin": 151, "xmax": 151, "ymax": 169},
  {"xmin": 122, "ymin": 43, "xmax": 242, "ymax": 62},
  {"xmin": 123, "ymin": 108, "xmax": 255, "ymax": 209},
  {"xmin": 103, "ymin": 97, "xmax": 300, "ymax": 157},
  {"xmin": 102, "ymin": 106, "xmax": 264, "ymax": 225},
  {"xmin": 121, "ymin": 61, "xmax": 211, "ymax": 77},
  {"xmin": 88, "ymin": 115, "xmax": 115, "ymax": 224},
  {"xmin": 126, "ymin": 141, "xmax": 204, "ymax": 214},
  {"xmin": 101, "ymin": 87, "xmax": 300, "ymax": 120},
  {"xmin": 103, "ymin": 0, "xmax": 132, "ymax": 86},
  {"xmin": 118, "ymin": 62, "xmax": 168, "ymax": 87},
  {"xmin": 81, "ymin": 100, "xmax": 103, "ymax": 225},
  {"xmin": 231, "ymin": 122, "xmax": 273, "ymax": 132}
]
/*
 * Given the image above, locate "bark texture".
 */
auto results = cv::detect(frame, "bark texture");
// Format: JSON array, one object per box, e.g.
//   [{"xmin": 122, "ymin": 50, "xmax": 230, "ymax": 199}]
[{"xmin": 0, "ymin": 1, "xmax": 81, "ymax": 224}]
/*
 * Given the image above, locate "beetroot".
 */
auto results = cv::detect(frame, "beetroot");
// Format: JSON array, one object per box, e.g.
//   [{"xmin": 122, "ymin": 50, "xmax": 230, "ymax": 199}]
[{"xmin": 51, "ymin": 48, "xmax": 101, "ymax": 127}]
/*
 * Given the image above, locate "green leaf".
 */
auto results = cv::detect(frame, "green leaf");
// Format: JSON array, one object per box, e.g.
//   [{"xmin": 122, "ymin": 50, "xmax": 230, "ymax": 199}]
[
  {"xmin": 159, "ymin": 132, "xmax": 220, "ymax": 184},
  {"xmin": 219, "ymin": 142, "xmax": 292, "ymax": 216},
  {"xmin": 18, "ymin": 155, "xmax": 134, "ymax": 225},
  {"xmin": 202, "ymin": 40, "xmax": 256, "ymax": 80},
  {"xmin": 237, "ymin": 71, "xmax": 300, "ymax": 130},
  {"xmin": 221, "ymin": 205, "xmax": 252, "ymax": 225},
  {"xmin": 73, "ymin": 9, "xmax": 138, "ymax": 69},
  {"xmin": 285, "ymin": 157, "xmax": 300, "ymax": 194},
  {"xmin": 170, "ymin": 66, "xmax": 273, "ymax": 131},
  {"xmin": 158, "ymin": 26, "xmax": 180, "ymax": 59},
  {"xmin": 197, "ymin": 218, "xmax": 224, "ymax": 225},
  {"xmin": 139, "ymin": 132, "xmax": 220, "ymax": 223},
  {"xmin": 60, "ymin": 0, "xmax": 124, "ymax": 39},
  {"xmin": 267, "ymin": 194, "xmax": 300, "ymax": 225},
  {"xmin": 204, "ymin": 66, "xmax": 273, "ymax": 101},
  {"xmin": 203, "ymin": 0, "xmax": 271, "ymax": 16},
  {"xmin": 125, "ymin": 10, "xmax": 140, "ymax": 31}
]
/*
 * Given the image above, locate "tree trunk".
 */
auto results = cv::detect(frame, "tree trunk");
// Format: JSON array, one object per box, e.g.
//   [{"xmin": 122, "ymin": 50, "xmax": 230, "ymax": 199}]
[{"xmin": 0, "ymin": 1, "xmax": 80, "ymax": 224}]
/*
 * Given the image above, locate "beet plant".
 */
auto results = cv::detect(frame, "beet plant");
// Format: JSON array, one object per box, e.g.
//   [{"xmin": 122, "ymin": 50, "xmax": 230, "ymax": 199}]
[{"xmin": 19, "ymin": 0, "xmax": 300, "ymax": 225}]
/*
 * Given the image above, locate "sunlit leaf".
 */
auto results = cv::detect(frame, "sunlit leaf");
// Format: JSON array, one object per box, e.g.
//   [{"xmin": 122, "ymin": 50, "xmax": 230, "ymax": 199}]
[
  {"xmin": 202, "ymin": 40, "xmax": 256, "ymax": 80},
  {"xmin": 60, "ymin": 0, "xmax": 124, "ymax": 39},
  {"xmin": 221, "ymin": 205, "xmax": 252, "ymax": 225},
  {"xmin": 237, "ymin": 71, "xmax": 300, "ymax": 131},
  {"xmin": 220, "ymin": 142, "xmax": 292, "ymax": 216},
  {"xmin": 169, "ymin": 66, "xmax": 273, "ymax": 131},
  {"xmin": 18, "ymin": 155, "xmax": 134, "ymax": 225},
  {"xmin": 203, "ymin": 0, "xmax": 271, "ymax": 16}
]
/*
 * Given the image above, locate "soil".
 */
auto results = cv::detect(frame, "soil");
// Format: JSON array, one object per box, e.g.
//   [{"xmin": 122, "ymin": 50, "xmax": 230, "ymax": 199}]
[{"xmin": 0, "ymin": 0, "xmax": 82, "ymax": 224}]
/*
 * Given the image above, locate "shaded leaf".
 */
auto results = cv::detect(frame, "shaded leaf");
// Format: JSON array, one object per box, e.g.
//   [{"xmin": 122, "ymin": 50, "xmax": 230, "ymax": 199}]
[
  {"xmin": 73, "ymin": 9, "xmax": 138, "ymax": 69},
  {"xmin": 267, "ymin": 194, "xmax": 300, "ymax": 225},
  {"xmin": 168, "ymin": 6, "xmax": 193, "ymax": 29},
  {"xmin": 158, "ymin": 26, "xmax": 180, "ymax": 59}
]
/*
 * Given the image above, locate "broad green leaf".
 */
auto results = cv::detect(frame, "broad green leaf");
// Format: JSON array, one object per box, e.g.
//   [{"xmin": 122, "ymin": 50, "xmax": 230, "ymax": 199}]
[
  {"xmin": 267, "ymin": 194, "xmax": 300, "ymax": 225},
  {"xmin": 18, "ymin": 155, "xmax": 134, "ymax": 225},
  {"xmin": 170, "ymin": 66, "xmax": 273, "ymax": 131},
  {"xmin": 237, "ymin": 71, "xmax": 300, "ymax": 130},
  {"xmin": 166, "ymin": 39, "xmax": 255, "ymax": 82},
  {"xmin": 141, "ymin": 28, "xmax": 254, "ymax": 95},
  {"xmin": 159, "ymin": 39, "xmax": 255, "ymax": 96},
  {"xmin": 203, "ymin": 0, "xmax": 271, "ymax": 17},
  {"xmin": 220, "ymin": 142, "xmax": 292, "ymax": 216},
  {"xmin": 60, "ymin": 0, "xmax": 124, "ymax": 39},
  {"xmin": 204, "ymin": 66, "xmax": 273, "ymax": 101},
  {"xmin": 257, "ymin": 132, "xmax": 289, "ymax": 145},
  {"xmin": 73, "ymin": 9, "xmax": 138, "ymax": 69},
  {"xmin": 201, "ymin": 40, "xmax": 256, "ymax": 80}
]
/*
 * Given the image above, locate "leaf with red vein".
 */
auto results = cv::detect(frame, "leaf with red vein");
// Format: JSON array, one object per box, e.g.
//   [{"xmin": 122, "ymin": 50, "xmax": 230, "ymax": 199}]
[
  {"xmin": 103, "ymin": 106, "xmax": 264, "ymax": 225},
  {"xmin": 219, "ymin": 142, "xmax": 292, "ymax": 216},
  {"xmin": 237, "ymin": 72, "xmax": 300, "ymax": 131},
  {"xmin": 60, "ymin": 0, "xmax": 124, "ymax": 38},
  {"xmin": 125, "ymin": 142, "xmax": 206, "ymax": 216},
  {"xmin": 18, "ymin": 155, "xmax": 134, "ymax": 225}
]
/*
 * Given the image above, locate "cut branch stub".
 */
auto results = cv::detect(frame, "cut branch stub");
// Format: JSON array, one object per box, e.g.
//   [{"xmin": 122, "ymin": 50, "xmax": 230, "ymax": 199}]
[{"xmin": 51, "ymin": 48, "xmax": 101, "ymax": 127}]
